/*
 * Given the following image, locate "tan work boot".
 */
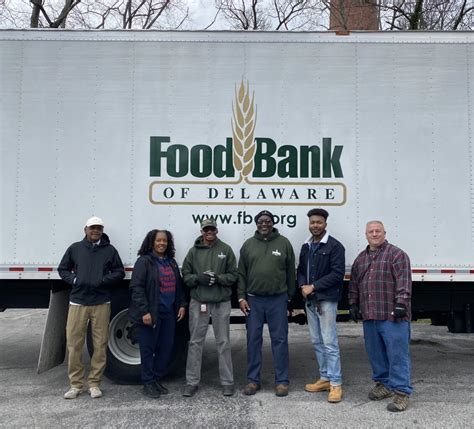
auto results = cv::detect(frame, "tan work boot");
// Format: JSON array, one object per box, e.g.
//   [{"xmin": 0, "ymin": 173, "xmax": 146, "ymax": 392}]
[
  {"xmin": 275, "ymin": 384, "xmax": 289, "ymax": 397},
  {"xmin": 327, "ymin": 385, "xmax": 343, "ymax": 403},
  {"xmin": 305, "ymin": 379, "xmax": 330, "ymax": 393}
]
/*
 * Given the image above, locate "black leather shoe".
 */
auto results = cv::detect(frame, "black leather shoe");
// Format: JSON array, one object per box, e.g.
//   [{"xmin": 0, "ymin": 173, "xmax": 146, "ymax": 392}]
[
  {"xmin": 155, "ymin": 381, "xmax": 169, "ymax": 395},
  {"xmin": 143, "ymin": 383, "xmax": 160, "ymax": 398},
  {"xmin": 182, "ymin": 385, "xmax": 198, "ymax": 397},
  {"xmin": 222, "ymin": 385, "xmax": 235, "ymax": 397}
]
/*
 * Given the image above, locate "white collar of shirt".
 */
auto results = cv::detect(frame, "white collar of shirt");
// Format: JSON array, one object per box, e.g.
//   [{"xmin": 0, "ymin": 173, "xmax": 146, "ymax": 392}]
[{"xmin": 304, "ymin": 231, "xmax": 329, "ymax": 245}]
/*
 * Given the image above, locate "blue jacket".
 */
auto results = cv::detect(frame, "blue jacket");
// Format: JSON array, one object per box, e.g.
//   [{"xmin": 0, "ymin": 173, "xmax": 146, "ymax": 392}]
[{"xmin": 296, "ymin": 233, "xmax": 345, "ymax": 302}]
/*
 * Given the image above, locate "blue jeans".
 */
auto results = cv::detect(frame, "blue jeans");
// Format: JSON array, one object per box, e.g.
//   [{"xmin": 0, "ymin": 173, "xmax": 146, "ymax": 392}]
[
  {"xmin": 363, "ymin": 320, "xmax": 413, "ymax": 395},
  {"xmin": 138, "ymin": 312, "xmax": 176, "ymax": 384},
  {"xmin": 246, "ymin": 293, "xmax": 289, "ymax": 385},
  {"xmin": 306, "ymin": 300, "xmax": 342, "ymax": 385}
]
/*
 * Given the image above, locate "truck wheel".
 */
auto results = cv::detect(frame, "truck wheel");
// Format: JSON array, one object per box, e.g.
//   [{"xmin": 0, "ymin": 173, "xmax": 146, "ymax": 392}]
[
  {"xmin": 430, "ymin": 314, "xmax": 448, "ymax": 326},
  {"xmin": 86, "ymin": 308, "xmax": 189, "ymax": 384},
  {"xmin": 87, "ymin": 308, "xmax": 141, "ymax": 384}
]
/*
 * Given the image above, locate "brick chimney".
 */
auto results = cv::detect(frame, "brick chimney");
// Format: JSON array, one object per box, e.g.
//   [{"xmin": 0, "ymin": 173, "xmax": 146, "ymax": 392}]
[{"xmin": 329, "ymin": 0, "xmax": 379, "ymax": 31}]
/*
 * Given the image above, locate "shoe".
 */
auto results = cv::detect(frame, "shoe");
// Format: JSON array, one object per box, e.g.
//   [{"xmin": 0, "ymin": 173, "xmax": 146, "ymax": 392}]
[
  {"xmin": 387, "ymin": 391, "xmax": 409, "ymax": 412},
  {"xmin": 182, "ymin": 384, "xmax": 198, "ymax": 397},
  {"xmin": 305, "ymin": 379, "xmax": 331, "ymax": 393},
  {"xmin": 327, "ymin": 385, "xmax": 342, "ymax": 403},
  {"xmin": 368, "ymin": 382, "xmax": 393, "ymax": 401},
  {"xmin": 154, "ymin": 381, "xmax": 169, "ymax": 395},
  {"xmin": 242, "ymin": 382, "xmax": 261, "ymax": 396},
  {"xmin": 63, "ymin": 387, "xmax": 82, "ymax": 399},
  {"xmin": 275, "ymin": 384, "xmax": 289, "ymax": 397},
  {"xmin": 89, "ymin": 386, "xmax": 103, "ymax": 398},
  {"xmin": 222, "ymin": 385, "xmax": 235, "ymax": 397},
  {"xmin": 143, "ymin": 383, "xmax": 160, "ymax": 398}
]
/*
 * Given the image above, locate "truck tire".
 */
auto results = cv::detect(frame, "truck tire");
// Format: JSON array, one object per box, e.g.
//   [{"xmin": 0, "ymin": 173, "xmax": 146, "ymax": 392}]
[
  {"xmin": 430, "ymin": 314, "xmax": 448, "ymax": 326},
  {"xmin": 87, "ymin": 308, "xmax": 141, "ymax": 384},
  {"xmin": 87, "ymin": 307, "xmax": 189, "ymax": 384}
]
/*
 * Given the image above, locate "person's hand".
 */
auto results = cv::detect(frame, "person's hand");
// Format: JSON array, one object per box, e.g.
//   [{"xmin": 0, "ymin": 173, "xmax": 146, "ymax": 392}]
[
  {"xmin": 142, "ymin": 312, "xmax": 153, "ymax": 326},
  {"xmin": 239, "ymin": 299, "xmax": 250, "ymax": 316},
  {"xmin": 392, "ymin": 303, "xmax": 407, "ymax": 319},
  {"xmin": 177, "ymin": 307, "xmax": 186, "ymax": 322},
  {"xmin": 287, "ymin": 299, "xmax": 293, "ymax": 317},
  {"xmin": 349, "ymin": 304, "xmax": 362, "ymax": 322},
  {"xmin": 197, "ymin": 272, "xmax": 213, "ymax": 286},
  {"xmin": 301, "ymin": 284, "xmax": 315, "ymax": 299}
]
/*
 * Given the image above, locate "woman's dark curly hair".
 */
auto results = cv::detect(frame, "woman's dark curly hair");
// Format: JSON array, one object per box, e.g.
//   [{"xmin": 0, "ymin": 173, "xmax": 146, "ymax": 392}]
[{"xmin": 137, "ymin": 229, "xmax": 176, "ymax": 258}]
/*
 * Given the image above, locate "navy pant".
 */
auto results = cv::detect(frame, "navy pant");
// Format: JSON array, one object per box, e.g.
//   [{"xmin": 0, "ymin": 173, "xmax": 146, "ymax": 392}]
[
  {"xmin": 246, "ymin": 293, "xmax": 289, "ymax": 385},
  {"xmin": 363, "ymin": 320, "xmax": 413, "ymax": 395},
  {"xmin": 138, "ymin": 312, "xmax": 176, "ymax": 384}
]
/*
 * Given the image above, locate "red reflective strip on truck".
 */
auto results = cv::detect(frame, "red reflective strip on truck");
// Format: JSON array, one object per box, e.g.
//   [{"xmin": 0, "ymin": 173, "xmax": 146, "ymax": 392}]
[
  {"xmin": 38, "ymin": 267, "xmax": 53, "ymax": 272},
  {"xmin": 440, "ymin": 269, "xmax": 456, "ymax": 274},
  {"xmin": 9, "ymin": 267, "xmax": 24, "ymax": 271},
  {"xmin": 412, "ymin": 269, "xmax": 427, "ymax": 273},
  {"xmin": 125, "ymin": 267, "xmax": 133, "ymax": 272}
]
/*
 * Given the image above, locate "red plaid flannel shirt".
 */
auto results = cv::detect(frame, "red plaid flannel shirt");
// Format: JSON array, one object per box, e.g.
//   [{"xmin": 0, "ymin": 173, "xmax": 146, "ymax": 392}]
[{"xmin": 348, "ymin": 241, "xmax": 412, "ymax": 321}]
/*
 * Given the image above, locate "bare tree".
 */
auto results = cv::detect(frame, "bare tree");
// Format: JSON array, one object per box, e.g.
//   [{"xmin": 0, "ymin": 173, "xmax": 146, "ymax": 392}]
[
  {"xmin": 29, "ymin": 0, "xmax": 81, "ymax": 28},
  {"xmin": 215, "ymin": 0, "xmax": 270, "ymax": 30},
  {"xmin": 214, "ymin": 0, "xmax": 326, "ymax": 30},
  {"xmin": 271, "ymin": 0, "xmax": 323, "ymax": 30},
  {"xmin": 66, "ymin": 0, "xmax": 189, "ymax": 29},
  {"xmin": 0, "ymin": 0, "xmax": 189, "ymax": 29},
  {"xmin": 380, "ymin": 0, "xmax": 473, "ymax": 30}
]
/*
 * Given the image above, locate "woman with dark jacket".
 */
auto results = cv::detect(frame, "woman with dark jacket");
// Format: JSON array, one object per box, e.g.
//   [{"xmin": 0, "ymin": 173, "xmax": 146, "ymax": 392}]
[{"xmin": 129, "ymin": 230, "xmax": 187, "ymax": 398}]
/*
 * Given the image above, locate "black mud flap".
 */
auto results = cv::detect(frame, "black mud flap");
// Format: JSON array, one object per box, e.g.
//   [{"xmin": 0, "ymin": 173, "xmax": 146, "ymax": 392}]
[{"xmin": 37, "ymin": 289, "xmax": 69, "ymax": 373}]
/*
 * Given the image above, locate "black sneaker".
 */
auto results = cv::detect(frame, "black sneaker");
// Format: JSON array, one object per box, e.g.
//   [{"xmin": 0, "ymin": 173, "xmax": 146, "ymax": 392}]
[
  {"xmin": 155, "ymin": 381, "xmax": 169, "ymax": 395},
  {"xmin": 143, "ymin": 383, "xmax": 160, "ymax": 398},
  {"xmin": 182, "ymin": 384, "xmax": 199, "ymax": 397},
  {"xmin": 222, "ymin": 385, "xmax": 235, "ymax": 397}
]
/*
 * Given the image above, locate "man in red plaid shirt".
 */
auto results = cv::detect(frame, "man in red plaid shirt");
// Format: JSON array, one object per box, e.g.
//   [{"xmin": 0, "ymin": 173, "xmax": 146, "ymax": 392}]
[{"xmin": 348, "ymin": 220, "xmax": 412, "ymax": 412}]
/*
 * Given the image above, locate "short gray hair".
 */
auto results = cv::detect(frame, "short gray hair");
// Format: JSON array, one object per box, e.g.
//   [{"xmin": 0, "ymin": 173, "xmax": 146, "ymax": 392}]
[{"xmin": 366, "ymin": 220, "xmax": 385, "ymax": 231}]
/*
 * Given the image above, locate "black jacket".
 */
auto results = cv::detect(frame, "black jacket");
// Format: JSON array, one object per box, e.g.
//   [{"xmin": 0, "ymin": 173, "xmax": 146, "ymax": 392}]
[
  {"xmin": 296, "ymin": 234, "xmax": 345, "ymax": 302},
  {"xmin": 128, "ymin": 254, "xmax": 187, "ymax": 325},
  {"xmin": 58, "ymin": 233, "xmax": 125, "ymax": 305}
]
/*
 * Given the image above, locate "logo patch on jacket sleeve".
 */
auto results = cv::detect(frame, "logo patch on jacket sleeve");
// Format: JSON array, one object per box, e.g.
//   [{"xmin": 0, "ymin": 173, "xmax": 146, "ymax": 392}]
[
  {"xmin": 218, "ymin": 252, "xmax": 227, "ymax": 259},
  {"xmin": 272, "ymin": 249, "xmax": 281, "ymax": 256}
]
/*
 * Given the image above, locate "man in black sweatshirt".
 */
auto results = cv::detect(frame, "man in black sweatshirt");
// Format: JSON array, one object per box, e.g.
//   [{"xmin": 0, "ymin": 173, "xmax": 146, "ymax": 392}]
[
  {"xmin": 58, "ymin": 216, "xmax": 124, "ymax": 400},
  {"xmin": 238, "ymin": 210, "xmax": 295, "ymax": 397}
]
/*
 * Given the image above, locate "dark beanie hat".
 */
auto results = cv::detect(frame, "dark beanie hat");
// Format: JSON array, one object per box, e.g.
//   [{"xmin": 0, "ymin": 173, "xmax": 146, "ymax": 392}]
[
  {"xmin": 254, "ymin": 210, "xmax": 274, "ymax": 224},
  {"xmin": 307, "ymin": 208, "xmax": 329, "ymax": 220}
]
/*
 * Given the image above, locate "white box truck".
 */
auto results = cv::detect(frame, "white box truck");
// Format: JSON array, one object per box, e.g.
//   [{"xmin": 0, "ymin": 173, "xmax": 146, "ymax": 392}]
[{"xmin": 1, "ymin": 30, "xmax": 473, "ymax": 382}]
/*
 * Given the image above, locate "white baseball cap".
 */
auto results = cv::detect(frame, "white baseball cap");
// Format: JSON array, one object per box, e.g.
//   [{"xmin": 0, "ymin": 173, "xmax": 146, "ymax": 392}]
[{"xmin": 85, "ymin": 216, "xmax": 105, "ymax": 227}]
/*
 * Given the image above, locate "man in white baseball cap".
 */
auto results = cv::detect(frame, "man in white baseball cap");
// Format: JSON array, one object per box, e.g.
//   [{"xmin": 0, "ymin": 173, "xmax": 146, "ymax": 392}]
[{"xmin": 58, "ymin": 216, "xmax": 124, "ymax": 400}]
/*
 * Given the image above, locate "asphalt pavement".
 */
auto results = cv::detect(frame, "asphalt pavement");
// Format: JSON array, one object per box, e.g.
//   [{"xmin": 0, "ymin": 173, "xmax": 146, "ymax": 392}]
[{"xmin": 1, "ymin": 309, "xmax": 473, "ymax": 428}]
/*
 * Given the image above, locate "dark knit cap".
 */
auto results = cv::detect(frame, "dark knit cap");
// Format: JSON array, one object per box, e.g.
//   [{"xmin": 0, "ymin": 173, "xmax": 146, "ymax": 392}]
[
  {"xmin": 254, "ymin": 210, "xmax": 274, "ymax": 224},
  {"xmin": 307, "ymin": 208, "xmax": 329, "ymax": 220}
]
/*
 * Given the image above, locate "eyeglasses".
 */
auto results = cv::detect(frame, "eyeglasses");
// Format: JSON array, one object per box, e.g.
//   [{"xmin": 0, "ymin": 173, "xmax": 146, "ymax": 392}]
[
  {"xmin": 257, "ymin": 220, "xmax": 273, "ymax": 225},
  {"xmin": 202, "ymin": 227, "xmax": 217, "ymax": 232}
]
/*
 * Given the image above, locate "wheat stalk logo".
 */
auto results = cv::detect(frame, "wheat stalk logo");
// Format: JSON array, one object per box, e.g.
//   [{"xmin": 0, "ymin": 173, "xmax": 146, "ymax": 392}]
[{"xmin": 232, "ymin": 80, "xmax": 257, "ymax": 183}]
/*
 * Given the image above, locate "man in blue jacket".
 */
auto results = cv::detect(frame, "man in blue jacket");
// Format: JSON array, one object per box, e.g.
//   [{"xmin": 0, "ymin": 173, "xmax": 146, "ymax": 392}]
[
  {"xmin": 58, "ymin": 216, "xmax": 125, "ymax": 400},
  {"xmin": 297, "ymin": 208, "xmax": 345, "ymax": 403}
]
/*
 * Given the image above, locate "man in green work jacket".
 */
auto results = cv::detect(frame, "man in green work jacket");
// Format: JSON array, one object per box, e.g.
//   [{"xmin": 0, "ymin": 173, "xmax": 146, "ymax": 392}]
[
  {"xmin": 238, "ymin": 210, "xmax": 296, "ymax": 397},
  {"xmin": 182, "ymin": 218, "xmax": 238, "ymax": 398}
]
